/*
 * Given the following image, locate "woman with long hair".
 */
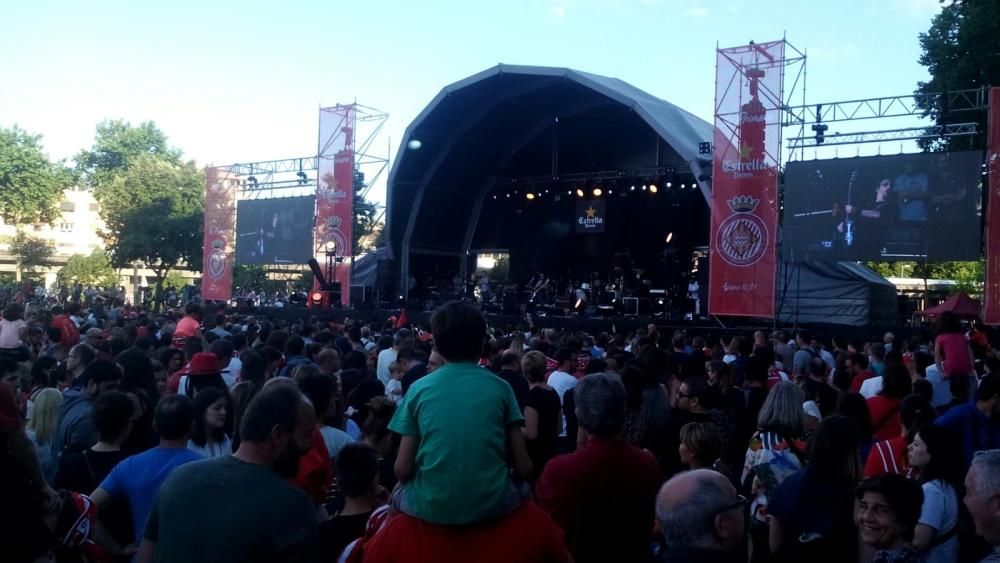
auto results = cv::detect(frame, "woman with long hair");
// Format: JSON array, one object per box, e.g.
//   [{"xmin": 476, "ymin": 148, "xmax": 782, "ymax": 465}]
[
  {"xmin": 741, "ymin": 382, "xmax": 807, "ymax": 563},
  {"xmin": 229, "ymin": 379, "xmax": 258, "ymax": 450},
  {"xmin": 188, "ymin": 387, "xmax": 232, "ymax": 458},
  {"xmin": 26, "ymin": 387, "xmax": 61, "ymax": 479},
  {"xmin": 933, "ymin": 311, "xmax": 974, "ymax": 378},
  {"xmin": 768, "ymin": 415, "xmax": 862, "ymax": 562},
  {"xmin": 26, "ymin": 356, "xmax": 58, "ymax": 422},
  {"xmin": 362, "ymin": 396, "xmax": 399, "ymax": 491},
  {"xmin": 520, "ymin": 350, "xmax": 561, "ymax": 481},
  {"xmin": 906, "ymin": 424, "xmax": 963, "ymax": 562},
  {"xmin": 835, "ymin": 392, "xmax": 875, "ymax": 465}
]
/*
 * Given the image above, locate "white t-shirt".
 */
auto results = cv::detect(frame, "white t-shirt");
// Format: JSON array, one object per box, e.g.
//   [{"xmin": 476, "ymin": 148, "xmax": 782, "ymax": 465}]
[
  {"xmin": 226, "ymin": 356, "xmax": 242, "ymax": 387},
  {"xmin": 0, "ymin": 318, "xmax": 26, "ymax": 348},
  {"xmin": 319, "ymin": 425, "xmax": 354, "ymax": 461},
  {"xmin": 924, "ymin": 365, "xmax": 951, "ymax": 408},
  {"xmin": 919, "ymin": 480, "xmax": 959, "ymax": 563},
  {"xmin": 385, "ymin": 379, "xmax": 402, "ymax": 403},
  {"xmin": 859, "ymin": 376, "xmax": 883, "ymax": 399},
  {"xmin": 187, "ymin": 435, "xmax": 233, "ymax": 459},
  {"xmin": 547, "ymin": 370, "xmax": 577, "ymax": 437},
  {"xmin": 376, "ymin": 348, "xmax": 397, "ymax": 386}
]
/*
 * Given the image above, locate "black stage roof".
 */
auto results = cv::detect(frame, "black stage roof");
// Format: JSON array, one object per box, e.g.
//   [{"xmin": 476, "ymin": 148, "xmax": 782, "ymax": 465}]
[{"xmin": 386, "ymin": 64, "xmax": 716, "ymax": 295}]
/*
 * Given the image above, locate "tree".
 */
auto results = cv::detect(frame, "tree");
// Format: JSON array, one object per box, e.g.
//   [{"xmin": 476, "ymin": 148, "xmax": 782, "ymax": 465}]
[
  {"xmin": 866, "ymin": 260, "xmax": 983, "ymax": 294},
  {"xmin": 75, "ymin": 119, "xmax": 180, "ymax": 193},
  {"xmin": 9, "ymin": 231, "xmax": 55, "ymax": 276},
  {"xmin": 353, "ymin": 169, "xmax": 381, "ymax": 254},
  {"xmin": 0, "ymin": 126, "xmax": 74, "ymax": 224},
  {"xmin": 915, "ymin": 0, "xmax": 1000, "ymax": 151},
  {"xmin": 59, "ymin": 250, "xmax": 119, "ymax": 287},
  {"xmin": 95, "ymin": 154, "xmax": 204, "ymax": 307},
  {"xmin": 233, "ymin": 264, "xmax": 269, "ymax": 293}
]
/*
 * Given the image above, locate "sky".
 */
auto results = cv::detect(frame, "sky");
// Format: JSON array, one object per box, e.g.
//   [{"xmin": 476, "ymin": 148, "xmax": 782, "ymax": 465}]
[{"xmin": 1, "ymin": 0, "xmax": 946, "ymax": 205}]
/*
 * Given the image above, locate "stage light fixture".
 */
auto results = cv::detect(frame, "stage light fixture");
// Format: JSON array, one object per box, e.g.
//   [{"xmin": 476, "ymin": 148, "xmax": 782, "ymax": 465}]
[
  {"xmin": 630, "ymin": 185, "xmax": 636, "ymax": 191},
  {"xmin": 592, "ymin": 187, "xmax": 602, "ymax": 197},
  {"xmin": 506, "ymin": 193, "xmax": 511, "ymax": 198},
  {"xmin": 608, "ymin": 189, "xmax": 613, "ymax": 194},
  {"xmin": 407, "ymin": 139, "xmax": 423, "ymax": 150},
  {"xmin": 665, "ymin": 232, "xmax": 673, "ymax": 243},
  {"xmin": 641, "ymin": 185, "xmax": 647, "ymax": 191},
  {"xmin": 311, "ymin": 291, "xmax": 324, "ymax": 303},
  {"xmin": 666, "ymin": 182, "xmax": 672, "ymax": 188},
  {"xmin": 325, "ymin": 240, "xmax": 336, "ymax": 253},
  {"xmin": 296, "ymin": 171, "xmax": 308, "ymax": 185},
  {"xmin": 680, "ymin": 183, "xmax": 686, "ymax": 189},
  {"xmin": 526, "ymin": 192, "xmax": 536, "ymax": 200},
  {"xmin": 576, "ymin": 188, "xmax": 584, "ymax": 198},
  {"xmin": 247, "ymin": 176, "xmax": 258, "ymax": 188},
  {"xmin": 649, "ymin": 184, "xmax": 658, "ymax": 193},
  {"xmin": 492, "ymin": 195, "xmax": 497, "ymax": 199}
]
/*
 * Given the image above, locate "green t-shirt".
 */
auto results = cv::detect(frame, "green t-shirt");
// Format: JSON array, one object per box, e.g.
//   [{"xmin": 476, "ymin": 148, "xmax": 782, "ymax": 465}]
[
  {"xmin": 389, "ymin": 362, "xmax": 524, "ymax": 525},
  {"xmin": 144, "ymin": 455, "xmax": 319, "ymax": 563}
]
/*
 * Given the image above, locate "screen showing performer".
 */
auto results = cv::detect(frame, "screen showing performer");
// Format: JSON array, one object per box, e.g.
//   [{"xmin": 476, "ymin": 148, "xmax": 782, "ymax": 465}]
[
  {"xmin": 782, "ymin": 151, "xmax": 982, "ymax": 262},
  {"xmin": 235, "ymin": 196, "xmax": 316, "ymax": 264}
]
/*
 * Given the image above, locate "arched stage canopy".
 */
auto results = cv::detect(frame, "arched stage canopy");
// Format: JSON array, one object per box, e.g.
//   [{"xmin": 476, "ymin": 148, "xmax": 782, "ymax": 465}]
[{"xmin": 385, "ymin": 64, "xmax": 722, "ymax": 299}]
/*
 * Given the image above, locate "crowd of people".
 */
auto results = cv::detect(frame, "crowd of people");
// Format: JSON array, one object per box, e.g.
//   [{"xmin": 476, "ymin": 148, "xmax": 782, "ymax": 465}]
[{"xmin": 2, "ymin": 296, "xmax": 1000, "ymax": 562}]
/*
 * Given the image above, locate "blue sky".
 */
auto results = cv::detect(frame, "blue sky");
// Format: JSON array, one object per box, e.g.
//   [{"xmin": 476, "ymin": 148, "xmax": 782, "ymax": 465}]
[{"xmin": 1, "ymin": 0, "xmax": 944, "ymax": 203}]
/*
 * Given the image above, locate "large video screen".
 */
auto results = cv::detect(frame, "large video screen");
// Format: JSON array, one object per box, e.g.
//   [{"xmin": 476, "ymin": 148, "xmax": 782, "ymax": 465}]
[
  {"xmin": 235, "ymin": 196, "xmax": 315, "ymax": 264},
  {"xmin": 782, "ymin": 151, "xmax": 982, "ymax": 262}
]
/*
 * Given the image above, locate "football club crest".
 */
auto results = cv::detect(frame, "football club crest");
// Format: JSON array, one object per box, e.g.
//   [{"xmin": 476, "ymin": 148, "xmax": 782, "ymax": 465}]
[{"xmin": 716, "ymin": 195, "xmax": 768, "ymax": 267}]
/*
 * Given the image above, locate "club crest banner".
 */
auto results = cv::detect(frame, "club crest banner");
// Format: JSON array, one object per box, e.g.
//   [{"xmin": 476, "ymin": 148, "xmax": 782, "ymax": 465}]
[
  {"xmin": 314, "ymin": 105, "xmax": 356, "ymax": 305},
  {"xmin": 201, "ymin": 167, "xmax": 236, "ymax": 302},
  {"xmin": 708, "ymin": 41, "xmax": 784, "ymax": 318}
]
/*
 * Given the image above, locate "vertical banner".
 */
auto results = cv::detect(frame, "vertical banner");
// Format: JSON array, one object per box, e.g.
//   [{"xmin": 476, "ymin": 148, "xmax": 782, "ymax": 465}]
[
  {"xmin": 708, "ymin": 41, "xmax": 785, "ymax": 318},
  {"xmin": 576, "ymin": 199, "xmax": 606, "ymax": 233},
  {"xmin": 984, "ymin": 88, "xmax": 1000, "ymax": 324},
  {"xmin": 315, "ymin": 104, "xmax": 356, "ymax": 306},
  {"xmin": 201, "ymin": 167, "xmax": 236, "ymax": 302}
]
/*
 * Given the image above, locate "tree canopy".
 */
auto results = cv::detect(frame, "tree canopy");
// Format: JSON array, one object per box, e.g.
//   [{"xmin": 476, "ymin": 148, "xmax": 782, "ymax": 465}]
[
  {"xmin": 915, "ymin": 0, "xmax": 1000, "ymax": 151},
  {"xmin": 0, "ymin": 126, "xmax": 74, "ymax": 225},
  {"xmin": 9, "ymin": 232, "xmax": 55, "ymax": 275},
  {"xmin": 76, "ymin": 119, "xmax": 181, "ymax": 193},
  {"xmin": 59, "ymin": 250, "xmax": 119, "ymax": 287}
]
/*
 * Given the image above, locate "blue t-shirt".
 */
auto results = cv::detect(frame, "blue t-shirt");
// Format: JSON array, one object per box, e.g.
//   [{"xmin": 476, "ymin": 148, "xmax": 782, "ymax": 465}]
[
  {"xmin": 935, "ymin": 402, "xmax": 1000, "ymax": 469},
  {"xmin": 99, "ymin": 446, "xmax": 204, "ymax": 544}
]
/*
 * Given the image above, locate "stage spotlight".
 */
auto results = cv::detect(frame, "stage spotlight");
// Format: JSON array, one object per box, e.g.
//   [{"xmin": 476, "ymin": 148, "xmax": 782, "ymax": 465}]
[
  {"xmin": 666, "ymin": 182, "xmax": 672, "ymax": 188},
  {"xmin": 325, "ymin": 240, "xmax": 336, "ymax": 253},
  {"xmin": 526, "ymin": 192, "xmax": 536, "ymax": 200},
  {"xmin": 247, "ymin": 176, "xmax": 258, "ymax": 189},
  {"xmin": 649, "ymin": 184, "xmax": 658, "ymax": 193},
  {"xmin": 506, "ymin": 193, "xmax": 511, "ymax": 198},
  {"xmin": 407, "ymin": 139, "xmax": 423, "ymax": 150},
  {"xmin": 680, "ymin": 183, "xmax": 686, "ymax": 189},
  {"xmin": 641, "ymin": 185, "xmax": 647, "ymax": 191},
  {"xmin": 665, "ymin": 232, "xmax": 673, "ymax": 243},
  {"xmin": 576, "ymin": 188, "xmax": 584, "ymax": 198},
  {"xmin": 492, "ymin": 195, "xmax": 497, "ymax": 199},
  {"xmin": 296, "ymin": 171, "xmax": 308, "ymax": 185},
  {"xmin": 630, "ymin": 185, "xmax": 636, "ymax": 191},
  {"xmin": 608, "ymin": 189, "xmax": 613, "ymax": 194},
  {"xmin": 311, "ymin": 291, "xmax": 324, "ymax": 304},
  {"xmin": 592, "ymin": 187, "xmax": 602, "ymax": 197}
]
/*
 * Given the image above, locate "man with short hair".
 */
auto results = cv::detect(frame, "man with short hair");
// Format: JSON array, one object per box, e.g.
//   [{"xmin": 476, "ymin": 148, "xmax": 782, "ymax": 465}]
[
  {"xmin": 655, "ymin": 469, "xmax": 746, "ymax": 562},
  {"xmin": 803, "ymin": 357, "xmax": 839, "ymax": 418},
  {"xmin": 209, "ymin": 313, "xmax": 232, "ymax": 339},
  {"xmin": 791, "ymin": 330, "xmax": 817, "ymax": 379},
  {"xmin": 52, "ymin": 359, "xmax": 122, "ymax": 469},
  {"xmin": 278, "ymin": 335, "xmax": 316, "ymax": 378},
  {"xmin": 172, "ymin": 302, "xmax": 203, "ymax": 348},
  {"xmin": 90, "ymin": 395, "xmax": 204, "ymax": 547},
  {"xmin": 965, "ymin": 449, "xmax": 1000, "ymax": 561},
  {"xmin": 376, "ymin": 328, "xmax": 411, "ymax": 386},
  {"xmin": 536, "ymin": 373, "xmax": 659, "ymax": 563},
  {"xmin": 316, "ymin": 348, "xmax": 341, "ymax": 379},
  {"xmin": 138, "ymin": 385, "xmax": 320, "ymax": 563},
  {"xmin": 496, "ymin": 351, "xmax": 529, "ymax": 411},
  {"xmin": 547, "ymin": 348, "xmax": 578, "ymax": 438},
  {"xmin": 847, "ymin": 352, "xmax": 875, "ymax": 394}
]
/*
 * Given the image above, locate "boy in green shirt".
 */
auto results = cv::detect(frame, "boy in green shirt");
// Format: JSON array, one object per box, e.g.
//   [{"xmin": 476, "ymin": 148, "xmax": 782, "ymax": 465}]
[{"xmin": 389, "ymin": 302, "xmax": 533, "ymax": 525}]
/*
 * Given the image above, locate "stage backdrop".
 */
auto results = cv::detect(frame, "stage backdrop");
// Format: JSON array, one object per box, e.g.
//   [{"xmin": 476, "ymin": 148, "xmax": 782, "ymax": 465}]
[
  {"xmin": 315, "ymin": 105, "xmax": 356, "ymax": 305},
  {"xmin": 708, "ymin": 41, "xmax": 784, "ymax": 318},
  {"xmin": 201, "ymin": 167, "xmax": 237, "ymax": 302},
  {"xmin": 985, "ymin": 88, "xmax": 1000, "ymax": 325}
]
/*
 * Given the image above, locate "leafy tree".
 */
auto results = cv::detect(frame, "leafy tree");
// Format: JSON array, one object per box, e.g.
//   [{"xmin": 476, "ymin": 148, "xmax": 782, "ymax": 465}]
[
  {"xmin": 915, "ymin": 0, "xmax": 1000, "ymax": 151},
  {"xmin": 353, "ymin": 169, "xmax": 381, "ymax": 254},
  {"xmin": 161, "ymin": 272, "xmax": 188, "ymax": 292},
  {"xmin": 75, "ymin": 120, "xmax": 181, "ymax": 193},
  {"xmin": 866, "ymin": 260, "xmax": 983, "ymax": 294},
  {"xmin": 95, "ymin": 154, "xmax": 204, "ymax": 307},
  {"xmin": 0, "ymin": 126, "xmax": 74, "ymax": 224},
  {"xmin": 233, "ymin": 264, "xmax": 269, "ymax": 293},
  {"xmin": 59, "ymin": 251, "xmax": 119, "ymax": 287},
  {"xmin": 9, "ymin": 231, "xmax": 55, "ymax": 276},
  {"xmin": 491, "ymin": 255, "xmax": 511, "ymax": 282}
]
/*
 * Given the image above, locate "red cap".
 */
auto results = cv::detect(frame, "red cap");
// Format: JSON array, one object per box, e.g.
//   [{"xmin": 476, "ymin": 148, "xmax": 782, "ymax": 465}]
[{"xmin": 188, "ymin": 353, "xmax": 221, "ymax": 376}]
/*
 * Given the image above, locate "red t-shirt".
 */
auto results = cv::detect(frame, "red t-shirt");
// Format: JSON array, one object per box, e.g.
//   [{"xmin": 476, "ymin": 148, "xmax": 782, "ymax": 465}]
[
  {"xmin": 864, "ymin": 436, "xmax": 908, "ymax": 478},
  {"xmin": 936, "ymin": 333, "xmax": 973, "ymax": 377},
  {"xmin": 291, "ymin": 429, "xmax": 332, "ymax": 505},
  {"xmin": 51, "ymin": 314, "xmax": 79, "ymax": 347},
  {"xmin": 536, "ymin": 438, "xmax": 659, "ymax": 562},
  {"xmin": 849, "ymin": 370, "xmax": 876, "ymax": 394},
  {"xmin": 361, "ymin": 501, "xmax": 569, "ymax": 563},
  {"xmin": 167, "ymin": 365, "xmax": 191, "ymax": 395},
  {"xmin": 173, "ymin": 316, "xmax": 201, "ymax": 348},
  {"xmin": 867, "ymin": 395, "xmax": 903, "ymax": 441}
]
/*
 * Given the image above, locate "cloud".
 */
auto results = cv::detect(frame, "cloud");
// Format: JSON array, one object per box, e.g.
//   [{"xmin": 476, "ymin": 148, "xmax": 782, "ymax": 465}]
[
  {"xmin": 686, "ymin": 4, "xmax": 709, "ymax": 17},
  {"xmin": 892, "ymin": 0, "xmax": 944, "ymax": 19}
]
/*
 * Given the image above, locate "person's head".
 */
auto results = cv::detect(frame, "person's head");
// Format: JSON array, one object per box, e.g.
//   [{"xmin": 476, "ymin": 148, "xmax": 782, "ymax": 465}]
[
  {"xmin": 316, "ymin": 348, "xmax": 341, "ymax": 375},
  {"xmin": 184, "ymin": 302, "xmax": 202, "ymax": 320},
  {"xmin": 835, "ymin": 392, "xmax": 873, "ymax": 438},
  {"xmin": 806, "ymin": 357, "xmax": 827, "ymax": 381},
  {"xmin": 845, "ymin": 352, "xmax": 868, "ymax": 376},
  {"xmin": 238, "ymin": 383, "xmax": 316, "ymax": 478},
  {"xmin": 191, "ymin": 387, "xmax": 229, "ymax": 446},
  {"xmin": 238, "ymin": 349, "xmax": 267, "ymax": 388},
  {"xmin": 79, "ymin": 359, "xmax": 122, "ymax": 398},
  {"xmin": 229, "ymin": 380, "xmax": 258, "ymax": 444},
  {"xmin": 426, "ymin": 349, "xmax": 444, "ymax": 373},
  {"xmin": 966, "ymin": 449, "xmax": 1000, "ymax": 546},
  {"xmin": 208, "ymin": 338, "xmax": 234, "ymax": 369},
  {"xmin": 574, "ymin": 372, "xmax": 626, "ymax": 440},
  {"xmin": 758, "ymin": 382, "xmax": 806, "ymax": 438},
  {"xmin": 977, "ymin": 374, "xmax": 1000, "ymax": 420},
  {"xmin": 521, "ymin": 350, "xmax": 547, "ymax": 384},
  {"xmin": 936, "ymin": 311, "xmax": 963, "ymax": 334},
  {"xmin": 907, "ymin": 424, "xmax": 963, "ymax": 488},
  {"xmin": 159, "ymin": 348, "xmax": 184, "ymax": 373},
  {"xmin": 298, "ymin": 372, "xmax": 335, "ymax": 420},
  {"xmin": 153, "ymin": 394, "xmax": 196, "ymax": 442},
  {"xmin": 362, "ymin": 396, "xmax": 397, "ymax": 455},
  {"xmin": 899, "ymin": 393, "xmax": 936, "ymax": 439},
  {"xmin": 795, "ymin": 329, "xmax": 812, "ymax": 348},
  {"xmin": 876, "ymin": 178, "xmax": 892, "ymax": 200},
  {"xmin": 182, "ymin": 339, "xmax": 204, "ymax": 362},
  {"xmin": 26, "ymin": 388, "xmax": 62, "ymax": 445},
  {"xmin": 675, "ymin": 377, "xmax": 710, "ymax": 413},
  {"xmin": 151, "ymin": 360, "xmax": 168, "ymax": 396},
  {"xmin": 3, "ymin": 303, "xmax": 24, "ymax": 321},
  {"xmin": 808, "ymin": 415, "xmax": 862, "ymax": 485},
  {"xmin": 499, "ymin": 351, "xmax": 520, "ymax": 371},
  {"xmin": 878, "ymin": 363, "xmax": 912, "ymax": 400},
  {"xmin": 856, "ymin": 474, "xmax": 924, "ymax": 550},
  {"xmin": 92, "ymin": 390, "xmax": 134, "ymax": 447},
  {"xmin": 554, "ymin": 347, "xmax": 576, "ymax": 371},
  {"xmin": 706, "ymin": 361, "xmax": 729, "ymax": 386},
  {"xmin": 678, "ymin": 422, "xmax": 723, "ymax": 469},
  {"xmin": 336, "ymin": 443, "xmax": 379, "ymax": 499},
  {"xmin": 284, "ymin": 335, "xmax": 305, "ymax": 358},
  {"xmin": 869, "ymin": 343, "xmax": 886, "ymax": 363},
  {"xmin": 30, "ymin": 356, "xmax": 59, "ymax": 390},
  {"xmin": 656, "ymin": 469, "xmax": 745, "ymax": 552},
  {"xmin": 67, "ymin": 343, "xmax": 96, "ymax": 376}
]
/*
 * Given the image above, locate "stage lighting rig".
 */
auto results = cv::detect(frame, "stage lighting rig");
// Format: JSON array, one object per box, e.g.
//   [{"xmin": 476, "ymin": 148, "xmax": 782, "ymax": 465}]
[
  {"xmin": 247, "ymin": 176, "xmax": 259, "ymax": 189},
  {"xmin": 576, "ymin": 188, "xmax": 584, "ymax": 198},
  {"xmin": 296, "ymin": 171, "xmax": 309, "ymax": 185},
  {"xmin": 592, "ymin": 187, "xmax": 602, "ymax": 197},
  {"xmin": 649, "ymin": 183, "xmax": 658, "ymax": 193},
  {"xmin": 812, "ymin": 104, "xmax": 828, "ymax": 144}
]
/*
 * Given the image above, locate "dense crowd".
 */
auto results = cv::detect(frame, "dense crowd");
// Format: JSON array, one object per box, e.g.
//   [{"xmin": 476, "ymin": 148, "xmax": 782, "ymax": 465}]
[{"xmin": 2, "ymin": 298, "xmax": 1000, "ymax": 563}]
